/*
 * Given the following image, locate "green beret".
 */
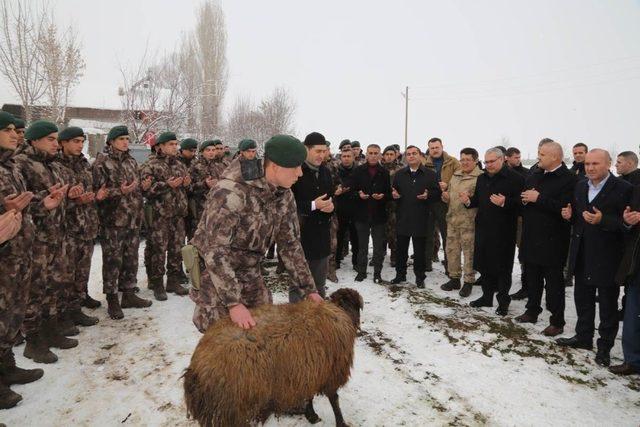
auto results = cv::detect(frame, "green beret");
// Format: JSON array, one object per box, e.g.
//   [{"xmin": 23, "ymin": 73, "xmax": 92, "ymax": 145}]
[
  {"xmin": 107, "ymin": 125, "xmax": 128, "ymax": 143},
  {"xmin": 58, "ymin": 126, "xmax": 85, "ymax": 142},
  {"xmin": 199, "ymin": 139, "xmax": 220, "ymax": 152},
  {"xmin": 157, "ymin": 131, "xmax": 177, "ymax": 145},
  {"xmin": 351, "ymin": 140, "xmax": 360, "ymax": 148},
  {"xmin": 339, "ymin": 139, "xmax": 351, "ymax": 150},
  {"xmin": 264, "ymin": 135, "xmax": 307, "ymax": 168},
  {"xmin": 383, "ymin": 145, "xmax": 395, "ymax": 154},
  {"xmin": 0, "ymin": 111, "xmax": 15, "ymax": 130},
  {"xmin": 238, "ymin": 139, "xmax": 257, "ymax": 151},
  {"xmin": 14, "ymin": 118, "xmax": 25, "ymax": 129},
  {"xmin": 180, "ymin": 138, "xmax": 198, "ymax": 150},
  {"xmin": 25, "ymin": 120, "xmax": 58, "ymax": 141}
]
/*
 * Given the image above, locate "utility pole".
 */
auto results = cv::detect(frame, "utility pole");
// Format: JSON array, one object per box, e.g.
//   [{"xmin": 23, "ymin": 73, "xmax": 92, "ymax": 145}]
[{"xmin": 401, "ymin": 86, "xmax": 409, "ymax": 150}]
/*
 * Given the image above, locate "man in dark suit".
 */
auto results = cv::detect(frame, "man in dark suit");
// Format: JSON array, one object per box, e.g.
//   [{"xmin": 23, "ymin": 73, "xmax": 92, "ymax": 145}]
[
  {"xmin": 557, "ymin": 149, "xmax": 632, "ymax": 367},
  {"xmin": 346, "ymin": 144, "xmax": 391, "ymax": 283},
  {"xmin": 460, "ymin": 148, "xmax": 525, "ymax": 315},
  {"xmin": 390, "ymin": 146, "xmax": 440, "ymax": 288},
  {"xmin": 515, "ymin": 141, "xmax": 576, "ymax": 336},
  {"xmin": 334, "ymin": 149, "xmax": 359, "ymax": 270},
  {"xmin": 291, "ymin": 132, "xmax": 335, "ymax": 301}
]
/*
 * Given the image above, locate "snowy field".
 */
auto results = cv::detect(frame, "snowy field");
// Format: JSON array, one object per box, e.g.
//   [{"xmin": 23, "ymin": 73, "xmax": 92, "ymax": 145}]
[{"xmin": 2, "ymin": 241, "xmax": 639, "ymax": 427}]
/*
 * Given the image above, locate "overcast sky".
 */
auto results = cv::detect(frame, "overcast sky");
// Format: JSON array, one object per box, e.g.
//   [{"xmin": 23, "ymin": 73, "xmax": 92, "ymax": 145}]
[{"xmin": 4, "ymin": 0, "xmax": 640, "ymax": 158}]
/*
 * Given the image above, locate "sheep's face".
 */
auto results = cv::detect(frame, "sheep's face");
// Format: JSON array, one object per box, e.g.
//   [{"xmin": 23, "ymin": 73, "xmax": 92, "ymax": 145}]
[{"xmin": 329, "ymin": 288, "xmax": 364, "ymax": 328}]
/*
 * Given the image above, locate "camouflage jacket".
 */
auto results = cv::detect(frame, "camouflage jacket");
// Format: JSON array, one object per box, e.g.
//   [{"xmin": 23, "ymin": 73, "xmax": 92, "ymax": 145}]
[
  {"xmin": 54, "ymin": 152, "xmax": 100, "ymax": 240},
  {"xmin": 191, "ymin": 158, "xmax": 316, "ymax": 307},
  {"xmin": 188, "ymin": 157, "xmax": 225, "ymax": 216},
  {"xmin": 0, "ymin": 147, "xmax": 35, "ymax": 254},
  {"xmin": 445, "ymin": 166, "xmax": 482, "ymax": 226},
  {"xmin": 13, "ymin": 143, "xmax": 67, "ymax": 243},
  {"xmin": 140, "ymin": 151, "xmax": 188, "ymax": 218},
  {"xmin": 382, "ymin": 160, "xmax": 403, "ymax": 185},
  {"xmin": 92, "ymin": 145, "xmax": 143, "ymax": 229}
]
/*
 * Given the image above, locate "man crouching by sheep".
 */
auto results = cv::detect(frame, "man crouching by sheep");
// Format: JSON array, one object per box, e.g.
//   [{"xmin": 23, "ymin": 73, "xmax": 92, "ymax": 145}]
[{"xmin": 189, "ymin": 134, "xmax": 324, "ymax": 333}]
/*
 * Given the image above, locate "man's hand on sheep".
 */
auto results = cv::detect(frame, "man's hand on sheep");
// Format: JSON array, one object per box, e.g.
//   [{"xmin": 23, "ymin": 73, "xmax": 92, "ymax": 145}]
[
  {"xmin": 307, "ymin": 292, "xmax": 324, "ymax": 303},
  {"xmin": 229, "ymin": 304, "xmax": 257, "ymax": 329}
]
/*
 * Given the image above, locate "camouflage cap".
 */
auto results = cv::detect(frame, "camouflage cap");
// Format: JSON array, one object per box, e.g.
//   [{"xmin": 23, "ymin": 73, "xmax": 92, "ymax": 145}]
[
  {"xmin": 0, "ymin": 111, "xmax": 15, "ymax": 130},
  {"xmin": 58, "ymin": 126, "xmax": 85, "ymax": 142},
  {"xmin": 264, "ymin": 135, "xmax": 306, "ymax": 168},
  {"xmin": 25, "ymin": 120, "xmax": 58, "ymax": 141}
]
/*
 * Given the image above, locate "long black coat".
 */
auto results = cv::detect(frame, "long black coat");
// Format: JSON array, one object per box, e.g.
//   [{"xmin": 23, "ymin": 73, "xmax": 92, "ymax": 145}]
[
  {"xmin": 392, "ymin": 165, "xmax": 440, "ymax": 237},
  {"xmin": 468, "ymin": 165, "xmax": 525, "ymax": 275},
  {"xmin": 621, "ymin": 168, "xmax": 640, "ymax": 186},
  {"xmin": 615, "ymin": 185, "xmax": 640, "ymax": 285},
  {"xmin": 335, "ymin": 164, "xmax": 359, "ymax": 220},
  {"xmin": 292, "ymin": 162, "xmax": 334, "ymax": 260},
  {"xmin": 520, "ymin": 164, "xmax": 577, "ymax": 267},
  {"xmin": 567, "ymin": 173, "xmax": 632, "ymax": 286},
  {"xmin": 346, "ymin": 163, "xmax": 391, "ymax": 224}
]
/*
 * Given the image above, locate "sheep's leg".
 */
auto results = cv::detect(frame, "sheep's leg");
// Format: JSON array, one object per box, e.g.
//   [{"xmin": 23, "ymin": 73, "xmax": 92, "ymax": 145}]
[
  {"xmin": 328, "ymin": 392, "xmax": 349, "ymax": 427},
  {"xmin": 304, "ymin": 399, "xmax": 321, "ymax": 424}
]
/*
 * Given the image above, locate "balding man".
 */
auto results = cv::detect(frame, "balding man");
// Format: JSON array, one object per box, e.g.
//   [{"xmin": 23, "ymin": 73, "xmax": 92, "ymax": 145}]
[
  {"xmin": 557, "ymin": 149, "xmax": 632, "ymax": 367},
  {"xmin": 515, "ymin": 141, "xmax": 576, "ymax": 336},
  {"xmin": 616, "ymin": 151, "xmax": 640, "ymax": 186}
]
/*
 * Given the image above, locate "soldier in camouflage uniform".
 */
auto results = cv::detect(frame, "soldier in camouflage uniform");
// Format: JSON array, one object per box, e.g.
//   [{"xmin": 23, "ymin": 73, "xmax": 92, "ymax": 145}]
[
  {"xmin": 140, "ymin": 132, "xmax": 191, "ymax": 300},
  {"xmin": 323, "ymin": 143, "xmax": 341, "ymax": 282},
  {"xmin": 440, "ymin": 148, "xmax": 482, "ymax": 298},
  {"xmin": 0, "ymin": 112, "xmax": 44, "ymax": 409},
  {"xmin": 190, "ymin": 135, "xmax": 323, "ymax": 333},
  {"xmin": 13, "ymin": 121, "xmax": 80, "ymax": 363},
  {"xmin": 188, "ymin": 139, "xmax": 225, "ymax": 227},
  {"xmin": 54, "ymin": 127, "xmax": 104, "ymax": 329},
  {"xmin": 382, "ymin": 146, "xmax": 403, "ymax": 267},
  {"xmin": 351, "ymin": 140, "xmax": 366, "ymax": 166},
  {"xmin": 14, "ymin": 118, "xmax": 25, "ymax": 147},
  {"xmin": 177, "ymin": 138, "xmax": 198, "ymax": 241},
  {"xmin": 93, "ymin": 126, "xmax": 153, "ymax": 319},
  {"xmin": 237, "ymin": 139, "xmax": 258, "ymax": 160}
]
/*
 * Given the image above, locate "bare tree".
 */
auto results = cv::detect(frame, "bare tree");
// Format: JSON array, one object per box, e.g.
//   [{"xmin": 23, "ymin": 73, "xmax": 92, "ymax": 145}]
[
  {"xmin": 194, "ymin": 0, "xmax": 227, "ymax": 137},
  {"xmin": 36, "ymin": 15, "xmax": 85, "ymax": 125},
  {"xmin": 259, "ymin": 87, "xmax": 296, "ymax": 137},
  {"xmin": 0, "ymin": 0, "xmax": 48, "ymax": 122}
]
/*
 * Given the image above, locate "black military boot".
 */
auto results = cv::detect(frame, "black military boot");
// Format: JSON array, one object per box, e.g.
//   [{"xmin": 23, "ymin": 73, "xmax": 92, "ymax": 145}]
[
  {"xmin": 23, "ymin": 331, "xmax": 58, "ymax": 364},
  {"xmin": 373, "ymin": 270, "xmax": 384, "ymax": 284},
  {"xmin": 121, "ymin": 289, "xmax": 153, "ymax": 309},
  {"xmin": 440, "ymin": 278, "xmax": 461, "ymax": 291},
  {"xmin": 166, "ymin": 276, "xmax": 189, "ymax": 296},
  {"xmin": 459, "ymin": 282, "xmax": 473, "ymax": 298},
  {"xmin": 106, "ymin": 293, "xmax": 124, "ymax": 319},
  {"xmin": 151, "ymin": 277, "xmax": 168, "ymax": 301},
  {"xmin": 82, "ymin": 294, "xmax": 101, "ymax": 309},
  {"xmin": 390, "ymin": 275, "xmax": 406, "ymax": 285},
  {"xmin": 43, "ymin": 317, "xmax": 78, "ymax": 349},
  {"xmin": 69, "ymin": 308, "xmax": 99, "ymax": 327},
  {"xmin": 58, "ymin": 311, "xmax": 80, "ymax": 336},
  {"xmin": 0, "ymin": 350, "xmax": 44, "ymax": 385},
  {"xmin": 354, "ymin": 272, "xmax": 367, "ymax": 282},
  {"xmin": 0, "ymin": 379, "xmax": 21, "ymax": 410}
]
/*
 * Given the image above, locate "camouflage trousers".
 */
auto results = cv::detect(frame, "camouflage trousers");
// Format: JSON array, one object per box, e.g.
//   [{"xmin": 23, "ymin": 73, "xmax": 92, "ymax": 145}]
[
  {"xmin": 0, "ymin": 248, "xmax": 32, "ymax": 354},
  {"xmin": 445, "ymin": 221, "xmax": 476, "ymax": 283},
  {"xmin": 23, "ymin": 240, "xmax": 58, "ymax": 334},
  {"xmin": 190, "ymin": 265, "xmax": 272, "ymax": 333},
  {"xmin": 385, "ymin": 207, "xmax": 397, "ymax": 263},
  {"xmin": 326, "ymin": 215, "xmax": 339, "ymax": 278},
  {"xmin": 55, "ymin": 237, "xmax": 94, "ymax": 312},
  {"xmin": 102, "ymin": 226, "xmax": 140, "ymax": 295},
  {"xmin": 144, "ymin": 216, "xmax": 185, "ymax": 282}
]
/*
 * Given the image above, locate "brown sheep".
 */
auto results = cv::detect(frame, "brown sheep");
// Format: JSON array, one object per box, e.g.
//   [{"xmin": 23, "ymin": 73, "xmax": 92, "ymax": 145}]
[{"xmin": 183, "ymin": 287, "xmax": 363, "ymax": 427}]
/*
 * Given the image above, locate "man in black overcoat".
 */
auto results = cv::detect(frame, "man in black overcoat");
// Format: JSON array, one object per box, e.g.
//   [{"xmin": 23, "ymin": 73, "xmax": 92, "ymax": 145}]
[
  {"xmin": 291, "ymin": 132, "xmax": 335, "ymax": 301},
  {"xmin": 461, "ymin": 147, "xmax": 525, "ymax": 315},
  {"xmin": 390, "ymin": 145, "xmax": 440, "ymax": 288},
  {"xmin": 515, "ymin": 140, "xmax": 576, "ymax": 336},
  {"xmin": 556, "ymin": 149, "xmax": 632, "ymax": 367}
]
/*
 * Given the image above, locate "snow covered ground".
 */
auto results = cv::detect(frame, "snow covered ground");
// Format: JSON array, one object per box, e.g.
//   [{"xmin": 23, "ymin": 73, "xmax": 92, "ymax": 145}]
[{"xmin": 2, "ymin": 241, "xmax": 639, "ymax": 426}]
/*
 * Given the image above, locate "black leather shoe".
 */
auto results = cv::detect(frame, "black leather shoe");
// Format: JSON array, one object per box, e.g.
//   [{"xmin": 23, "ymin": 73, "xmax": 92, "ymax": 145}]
[
  {"xmin": 595, "ymin": 349, "xmax": 611, "ymax": 367},
  {"xmin": 555, "ymin": 336, "xmax": 593, "ymax": 350},
  {"xmin": 495, "ymin": 306, "xmax": 509, "ymax": 316},
  {"xmin": 609, "ymin": 363, "xmax": 638, "ymax": 376},
  {"xmin": 470, "ymin": 297, "xmax": 493, "ymax": 308},
  {"xmin": 355, "ymin": 273, "xmax": 367, "ymax": 282},
  {"xmin": 390, "ymin": 276, "xmax": 406, "ymax": 285},
  {"xmin": 510, "ymin": 288, "xmax": 527, "ymax": 300},
  {"xmin": 514, "ymin": 312, "xmax": 538, "ymax": 324},
  {"xmin": 416, "ymin": 278, "xmax": 425, "ymax": 288}
]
